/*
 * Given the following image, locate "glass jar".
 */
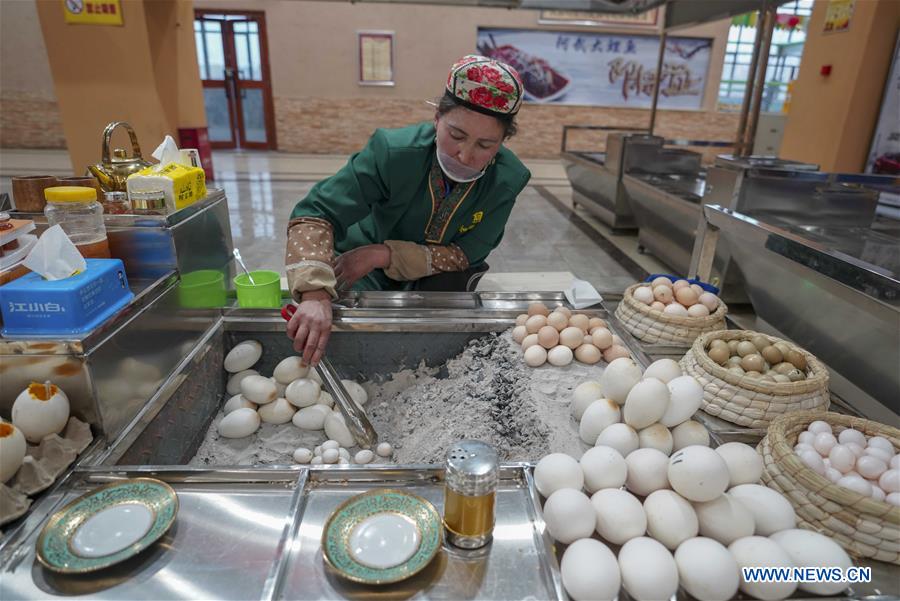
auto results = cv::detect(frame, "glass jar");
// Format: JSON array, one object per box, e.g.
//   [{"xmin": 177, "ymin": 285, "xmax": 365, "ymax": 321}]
[
  {"xmin": 102, "ymin": 191, "xmax": 131, "ymax": 215},
  {"xmin": 129, "ymin": 189, "xmax": 167, "ymax": 215},
  {"xmin": 443, "ymin": 440, "xmax": 499, "ymax": 549},
  {"xmin": 44, "ymin": 186, "xmax": 110, "ymax": 259}
]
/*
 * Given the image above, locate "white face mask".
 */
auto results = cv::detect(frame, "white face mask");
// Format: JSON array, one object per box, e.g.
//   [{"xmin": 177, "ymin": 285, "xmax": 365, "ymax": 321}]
[{"xmin": 436, "ymin": 148, "xmax": 487, "ymax": 183}]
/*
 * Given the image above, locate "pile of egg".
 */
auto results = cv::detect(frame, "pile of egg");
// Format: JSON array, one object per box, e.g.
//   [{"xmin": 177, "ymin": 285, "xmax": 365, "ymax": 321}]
[
  {"xmin": 631, "ymin": 276, "xmax": 720, "ymax": 318},
  {"xmin": 221, "ymin": 340, "xmax": 392, "ymax": 465},
  {"xmin": 794, "ymin": 420, "xmax": 899, "ymax": 505},
  {"xmin": 510, "ymin": 302, "xmax": 631, "ymax": 368},
  {"xmin": 707, "ymin": 334, "xmax": 810, "ymax": 383}
]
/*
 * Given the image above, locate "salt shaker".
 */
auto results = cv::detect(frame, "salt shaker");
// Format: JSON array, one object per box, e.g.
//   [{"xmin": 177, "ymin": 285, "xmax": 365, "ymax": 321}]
[{"xmin": 443, "ymin": 440, "xmax": 499, "ymax": 549}]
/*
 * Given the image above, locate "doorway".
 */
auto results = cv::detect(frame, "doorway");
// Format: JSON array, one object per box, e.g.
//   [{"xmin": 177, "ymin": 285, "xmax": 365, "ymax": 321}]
[{"xmin": 194, "ymin": 10, "xmax": 277, "ymax": 150}]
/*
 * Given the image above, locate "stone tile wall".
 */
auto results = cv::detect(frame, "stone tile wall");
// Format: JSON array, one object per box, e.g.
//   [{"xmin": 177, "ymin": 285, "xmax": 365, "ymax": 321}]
[{"xmin": 0, "ymin": 92, "xmax": 66, "ymax": 149}]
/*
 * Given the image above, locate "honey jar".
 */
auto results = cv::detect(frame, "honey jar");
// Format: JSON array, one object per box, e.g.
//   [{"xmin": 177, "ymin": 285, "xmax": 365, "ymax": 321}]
[{"xmin": 443, "ymin": 440, "xmax": 499, "ymax": 549}]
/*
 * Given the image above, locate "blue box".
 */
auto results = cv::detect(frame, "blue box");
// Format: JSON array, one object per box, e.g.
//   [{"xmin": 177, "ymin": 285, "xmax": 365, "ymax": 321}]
[{"xmin": 0, "ymin": 259, "xmax": 134, "ymax": 337}]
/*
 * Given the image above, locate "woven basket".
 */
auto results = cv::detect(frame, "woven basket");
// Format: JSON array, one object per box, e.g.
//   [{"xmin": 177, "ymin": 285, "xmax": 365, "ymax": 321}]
[
  {"xmin": 614, "ymin": 283, "xmax": 727, "ymax": 345},
  {"xmin": 680, "ymin": 330, "xmax": 830, "ymax": 428},
  {"xmin": 759, "ymin": 411, "xmax": 900, "ymax": 564}
]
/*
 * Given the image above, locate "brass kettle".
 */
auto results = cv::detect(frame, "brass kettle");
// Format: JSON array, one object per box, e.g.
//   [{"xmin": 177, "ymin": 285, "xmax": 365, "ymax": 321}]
[{"xmin": 87, "ymin": 121, "xmax": 153, "ymax": 192}]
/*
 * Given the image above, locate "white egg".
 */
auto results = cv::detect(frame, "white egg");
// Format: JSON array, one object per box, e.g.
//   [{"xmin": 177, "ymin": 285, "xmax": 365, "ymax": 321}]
[
  {"xmin": 310, "ymin": 456, "xmax": 323, "ymax": 465},
  {"xmin": 663, "ymin": 303, "xmax": 689, "ymax": 317},
  {"xmin": 856, "ymin": 455, "xmax": 888, "ymax": 480},
  {"xmin": 867, "ymin": 436, "xmax": 894, "ymax": 454},
  {"xmin": 560, "ymin": 539, "xmax": 621, "ymax": 601},
  {"xmin": 632, "ymin": 286, "xmax": 655, "ymax": 305},
  {"xmin": 521, "ymin": 334, "xmax": 539, "ymax": 350},
  {"xmin": 223, "ymin": 394, "xmax": 256, "ymax": 415},
  {"xmin": 0, "ymin": 421, "xmax": 26, "ymax": 483},
  {"xmin": 693, "ymin": 493, "xmax": 755, "ymax": 545},
  {"xmin": 217, "ymin": 408, "xmax": 260, "ymax": 438},
  {"xmin": 770, "ymin": 529, "xmax": 853, "ymax": 595},
  {"xmin": 322, "ymin": 449, "xmax": 339, "ymax": 464},
  {"xmin": 829, "ymin": 444, "xmax": 857, "ymax": 473},
  {"xmin": 590, "ymin": 488, "xmax": 645, "ymax": 545},
  {"xmin": 317, "ymin": 392, "xmax": 335, "ymax": 408},
  {"xmin": 547, "ymin": 345, "xmax": 574, "ymax": 367},
  {"xmin": 623, "ymin": 378, "xmax": 670, "ymax": 429},
  {"xmin": 671, "ymin": 420, "xmax": 710, "ymax": 451},
  {"xmin": 284, "ymin": 378, "xmax": 321, "ymax": 408},
  {"xmin": 226, "ymin": 369, "xmax": 259, "ymax": 396},
  {"xmin": 223, "ymin": 340, "xmax": 263, "ymax": 373},
  {"xmin": 878, "ymin": 469, "xmax": 900, "ymax": 493},
  {"xmin": 11, "ymin": 382, "xmax": 70, "ymax": 443},
  {"xmin": 638, "ymin": 423, "xmax": 673, "ymax": 455},
  {"xmin": 715, "ymin": 442, "xmax": 764, "ymax": 486},
  {"xmin": 341, "ymin": 380, "xmax": 369, "ymax": 406},
  {"xmin": 675, "ymin": 537, "xmax": 740, "ymax": 601},
  {"xmin": 870, "ymin": 485, "xmax": 886, "ymax": 502},
  {"xmin": 813, "ymin": 432, "xmax": 837, "ymax": 456},
  {"xmin": 354, "ymin": 450, "xmax": 374, "ymax": 464},
  {"xmin": 324, "ymin": 412, "xmax": 355, "ymax": 448},
  {"xmin": 643, "ymin": 359, "xmax": 682, "ymax": 384},
  {"xmin": 293, "ymin": 448, "xmax": 313, "ymax": 464},
  {"xmin": 865, "ymin": 446, "xmax": 893, "ymax": 463},
  {"xmin": 825, "ymin": 466, "xmax": 842, "ymax": 483},
  {"xmin": 797, "ymin": 431, "xmax": 815, "ymax": 445},
  {"xmin": 807, "ymin": 420, "xmax": 832, "ymax": 435},
  {"xmin": 240, "ymin": 375, "xmax": 278, "ymax": 405},
  {"xmin": 687, "ymin": 304, "xmax": 710, "ymax": 317},
  {"xmin": 534, "ymin": 453, "xmax": 584, "ymax": 497},
  {"xmin": 272, "ymin": 356, "xmax": 309, "ymax": 384},
  {"xmin": 887, "ymin": 492, "xmax": 900, "ymax": 506},
  {"xmin": 580, "ymin": 446, "xmax": 627, "ymax": 493},
  {"xmin": 571, "ymin": 381, "xmax": 602, "ymax": 420},
  {"xmin": 579, "ymin": 399, "xmax": 621, "ymax": 444},
  {"xmin": 729, "ymin": 484, "xmax": 796, "ymax": 535},
  {"xmin": 847, "ymin": 442, "xmax": 866, "ymax": 458},
  {"xmin": 660, "ymin": 376, "xmax": 703, "ymax": 427},
  {"xmin": 376, "ymin": 442, "xmax": 393, "ymax": 457},
  {"xmin": 837, "ymin": 428, "xmax": 866, "ymax": 447},
  {"xmin": 619, "ymin": 537, "xmax": 679, "ymax": 601},
  {"xmin": 669, "ymin": 446, "xmax": 730, "ymax": 502},
  {"xmin": 523, "ymin": 345, "xmax": 547, "ymax": 367},
  {"xmin": 626, "ymin": 448, "xmax": 670, "ymax": 496},
  {"xmin": 338, "ymin": 458, "xmax": 351, "ymax": 465},
  {"xmin": 322, "ymin": 440, "xmax": 340, "ymax": 451},
  {"xmin": 511, "ymin": 325, "xmax": 528, "ymax": 344},
  {"xmin": 590, "ymin": 328, "xmax": 613, "ymax": 350},
  {"xmin": 794, "ymin": 442, "xmax": 815, "ymax": 454},
  {"xmin": 542, "ymin": 488, "xmax": 595, "ymax": 544},
  {"xmin": 891, "ymin": 455, "xmax": 900, "ymax": 470},
  {"xmin": 599, "ymin": 357, "xmax": 642, "ymax": 405},
  {"xmin": 644, "ymin": 489, "xmax": 699, "ymax": 549},
  {"xmin": 258, "ymin": 398, "xmax": 296, "ymax": 424},
  {"xmin": 338, "ymin": 448, "xmax": 350, "ymax": 460},
  {"xmin": 291, "ymin": 404, "xmax": 330, "ymax": 430},
  {"xmin": 595, "ymin": 423, "xmax": 639, "ymax": 457},
  {"xmin": 798, "ymin": 449, "xmax": 827, "ymax": 475},
  {"xmin": 698, "ymin": 292, "xmax": 719, "ymax": 312},
  {"xmin": 729, "ymin": 536, "xmax": 797, "ymax": 600}
]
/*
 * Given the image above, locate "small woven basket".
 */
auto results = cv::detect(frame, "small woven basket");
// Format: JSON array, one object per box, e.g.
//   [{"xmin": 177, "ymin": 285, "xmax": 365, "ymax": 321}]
[
  {"xmin": 680, "ymin": 330, "xmax": 830, "ymax": 428},
  {"xmin": 614, "ymin": 284, "xmax": 727, "ymax": 345},
  {"xmin": 759, "ymin": 411, "xmax": 900, "ymax": 564}
]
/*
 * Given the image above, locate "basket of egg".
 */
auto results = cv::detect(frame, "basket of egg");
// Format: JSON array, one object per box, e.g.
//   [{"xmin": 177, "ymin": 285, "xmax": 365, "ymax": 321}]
[
  {"xmin": 759, "ymin": 410, "xmax": 900, "ymax": 564},
  {"xmin": 680, "ymin": 330, "xmax": 830, "ymax": 429},
  {"xmin": 614, "ymin": 276, "xmax": 727, "ymax": 345}
]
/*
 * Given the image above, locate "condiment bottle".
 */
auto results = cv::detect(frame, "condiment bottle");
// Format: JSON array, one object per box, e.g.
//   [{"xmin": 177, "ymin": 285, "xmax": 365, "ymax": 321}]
[
  {"xmin": 102, "ymin": 191, "xmax": 131, "ymax": 215},
  {"xmin": 443, "ymin": 440, "xmax": 499, "ymax": 549},
  {"xmin": 43, "ymin": 186, "xmax": 111, "ymax": 259},
  {"xmin": 129, "ymin": 189, "xmax": 167, "ymax": 215}
]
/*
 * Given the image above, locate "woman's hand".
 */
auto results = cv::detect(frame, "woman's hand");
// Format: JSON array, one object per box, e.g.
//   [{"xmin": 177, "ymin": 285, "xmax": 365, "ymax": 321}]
[
  {"xmin": 286, "ymin": 289, "xmax": 333, "ymax": 366},
  {"xmin": 334, "ymin": 244, "xmax": 391, "ymax": 291}
]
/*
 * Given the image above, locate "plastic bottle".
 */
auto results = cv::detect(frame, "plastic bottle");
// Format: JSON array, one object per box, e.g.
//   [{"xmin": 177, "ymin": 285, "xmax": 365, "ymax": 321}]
[{"xmin": 43, "ymin": 186, "xmax": 111, "ymax": 259}]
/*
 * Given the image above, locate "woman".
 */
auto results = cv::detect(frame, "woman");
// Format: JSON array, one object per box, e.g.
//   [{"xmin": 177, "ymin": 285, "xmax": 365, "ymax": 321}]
[{"xmin": 285, "ymin": 55, "xmax": 531, "ymax": 365}]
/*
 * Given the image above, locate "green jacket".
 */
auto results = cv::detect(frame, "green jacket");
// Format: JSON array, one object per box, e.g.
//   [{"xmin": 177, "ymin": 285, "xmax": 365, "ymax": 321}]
[{"xmin": 290, "ymin": 122, "xmax": 531, "ymax": 290}]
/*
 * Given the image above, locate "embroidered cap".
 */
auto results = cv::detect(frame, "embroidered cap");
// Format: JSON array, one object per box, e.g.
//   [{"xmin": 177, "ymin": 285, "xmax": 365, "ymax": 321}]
[{"xmin": 445, "ymin": 54, "xmax": 524, "ymax": 117}]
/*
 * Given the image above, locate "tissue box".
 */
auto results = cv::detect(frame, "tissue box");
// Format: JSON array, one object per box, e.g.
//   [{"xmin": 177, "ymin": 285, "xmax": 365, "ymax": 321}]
[
  {"xmin": 0, "ymin": 259, "xmax": 134, "ymax": 337},
  {"xmin": 127, "ymin": 162, "xmax": 207, "ymax": 212}
]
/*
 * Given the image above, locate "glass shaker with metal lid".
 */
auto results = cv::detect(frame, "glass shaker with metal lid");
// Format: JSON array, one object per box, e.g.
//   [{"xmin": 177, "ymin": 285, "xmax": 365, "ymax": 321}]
[{"xmin": 443, "ymin": 440, "xmax": 499, "ymax": 549}]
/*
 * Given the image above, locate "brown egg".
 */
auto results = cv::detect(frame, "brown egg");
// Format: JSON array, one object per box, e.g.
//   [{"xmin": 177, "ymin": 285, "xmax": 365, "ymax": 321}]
[
  {"xmin": 555, "ymin": 306, "xmax": 572, "ymax": 319},
  {"xmin": 760, "ymin": 374, "xmax": 776, "ymax": 383},
  {"xmin": 653, "ymin": 286, "xmax": 674, "ymax": 304},
  {"xmin": 737, "ymin": 341, "xmax": 757, "ymax": 357},
  {"xmin": 672, "ymin": 279, "xmax": 690, "ymax": 291},
  {"xmin": 708, "ymin": 346, "xmax": 730, "ymax": 365},
  {"xmin": 649, "ymin": 301, "xmax": 666, "ymax": 312},
  {"xmin": 575, "ymin": 344, "xmax": 602, "ymax": 365},
  {"xmin": 547, "ymin": 311, "xmax": 569, "ymax": 332},
  {"xmin": 588, "ymin": 317, "xmax": 606, "ymax": 330},
  {"xmin": 741, "ymin": 354, "xmax": 765, "ymax": 373},
  {"xmin": 773, "ymin": 341, "xmax": 793, "ymax": 356},
  {"xmin": 527, "ymin": 302, "xmax": 550, "ymax": 317},
  {"xmin": 773, "ymin": 362, "xmax": 794, "ymax": 375},
  {"xmin": 512, "ymin": 325, "xmax": 528, "ymax": 344},
  {"xmin": 675, "ymin": 287, "xmax": 699, "ymax": 307},
  {"xmin": 602, "ymin": 345, "xmax": 631, "ymax": 362},
  {"xmin": 710, "ymin": 339, "xmax": 729, "ymax": 350},
  {"xmin": 515, "ymin": 314, "xmax": 528, "ymax": 326},
  {"xmin": 559, "ymin": 327, "xmax": 585, "ymax": 350},
  {"xmin": 612, "ymin": 335, "xmax": 623, "ymax": 346},
  {"xmin": 745, "ymin": 370, "xmax": 762, "ymax": 377},
  {"xmin": 761, "ymin": 345, "xmax": 783, "ymax": 365},
  {"xmin": 584, "ymin": 334, "xmax": 593, "ymax": 344},
  {"xmin": 690, "ymin": 284, "xmax": 704, "ymax": 296},
  {"xmin": 785, "ymin": 349, "xmax": 807, "ymax": 371},
  {"xmin": 538, "ymin": 325, "xmax": 560, "ymax": 349},
  {"xmin": 569, "ymin": 314, "xmax": 590, "ymax": 332},
  {"xmin": 727, "ymin": 366, "xmax": 745, "ymax": 375},
  {"xmin": 525, "ymin": 314, "xmax": 547, "ymax": 334},
  {"xmin": 726, "ymin": 356, "xmax": 743, "ymax": 368},
  {"xmin": 591, "ymin": 327, "xmax": 614, "ymax": 350},
  {"xmin": 751, "ymin": 335, "xmax": 770, "ymax": 352},
  {"xmin": 522, "ymin": 334, "xmax": 539, "ymax": 350}
]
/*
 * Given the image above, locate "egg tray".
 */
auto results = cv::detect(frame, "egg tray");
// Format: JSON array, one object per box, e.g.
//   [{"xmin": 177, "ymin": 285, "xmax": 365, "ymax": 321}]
[
  {"xmin": 0, "ymin": 417, "xmax": 93, "ymax": 527},
  {"xmin": 615, "ymin": 283, "xmax": 728, "ymax": 346}
]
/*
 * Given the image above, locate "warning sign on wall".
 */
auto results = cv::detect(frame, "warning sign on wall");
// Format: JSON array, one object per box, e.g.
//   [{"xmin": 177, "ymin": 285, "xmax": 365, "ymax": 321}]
[{"xmin": 62, "ymin": 0, "xmax": 123, "ymax": 26}]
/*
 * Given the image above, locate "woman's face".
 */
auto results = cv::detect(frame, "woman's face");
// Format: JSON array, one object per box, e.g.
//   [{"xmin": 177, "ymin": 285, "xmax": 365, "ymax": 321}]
[{"xmin": 434, "ymin": 106, "xmax": 505, "ymax": 173}]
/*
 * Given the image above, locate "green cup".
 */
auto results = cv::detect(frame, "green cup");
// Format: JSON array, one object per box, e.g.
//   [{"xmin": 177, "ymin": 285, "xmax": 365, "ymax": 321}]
[
  {"xmin": 178, "ymin": 270, "xmax": 226, "ymax": 308},
  {"xmin": 234, "ymin": 270, "xmax": 282, "ymax": 308}
]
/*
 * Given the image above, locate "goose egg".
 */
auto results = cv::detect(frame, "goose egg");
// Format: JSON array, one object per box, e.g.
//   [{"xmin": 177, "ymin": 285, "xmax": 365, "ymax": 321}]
[
  {"xmin": 633, "ymin": 286, "xmax": 654, "ymax": 305},
  {"xmin": 729, "ymin": 484, "xmax": 796, "ymax": 535},
  {"xmin": 293, "ymin": 448, "xmax": 313, "ymax": 464},
  {"xmin": 269, "ymin": 377, "xmax": 287, "ymax": 398},
  {"xmin": 600, "ymin": 357, "xmax": 642, "ymax": 404},
  {"xmin": 693, "ymin": 493, "xmax": 755, "ymax": 545},
  {"xmin": 223, "ymin": 340, "xmax": 263, "ymax": 373},
  {"xmin": 623, "ymin": 378, "xmax": 669, "ymax": 429},
  {"xmin": 511, "ymin": 325, "xmax": 527, "ymax": 344},
  {"xmin": 602, "ymin": 345, "xmax": 631, "ymax": 363},
  {"xmin": 730, "ymin": 536, "xmax": 797, "ymax": 600},
  {"xmin": 226, "ymin": 369, "xmax": 259, "ymax": 396},
  {"xmin": 223, "ymin": 394, "xmax": 257, "ymax": 414},
  {"xmin": 580, "ymin": 445, "xmax": 627, "ymax": 492},
  {"xmin": 829, "ymin": 444, "xmax": 856, "ymax": 473},
  {"xmin": 534, "ymin": 453, "xmax": 583, "ymax": 497},
  {"xmin": 808, "ymin": 420, "xmax": 832, "ymax": 434},
  {"xmin": 273, "ymin": 356, "xmax": 309, "ymax": 384},
  {"xmin": 569, "ymin": 314, "xmax": 590, "ymax": 332},
  {"xmin": 669, "ymin": 446, "xmax": 730, "ymax": 502},
  {"xmin": 258, "ymin": 398, "xmax": 296, "ymax": 424},
  {"xmin": 324, "ymin": 412, "xmax": 355, "ymax": 448},
  {"xmin": 639, "ymin": 423, "xmax": 673, "ymax": 455},
  {"xmin": 644, "ymin": 489, "xmax": 698, "ymax": 549},
  {"xmin": 574, "ymin": 344, "xmax": 602, "ymax": 365},
  {"xmin": 837, "ymin": 428, "xmax": 866, "ymax": 446},
  {"xmin": 217, "ymin": 408, "xmax": 260, "ymax": 438},
  {"xmin": 590, "ymin": 327, "xmax": 613, "ymax": 350},
  {"xmin": 663, "ymin": 303, "xmax": 689, "ymax": 316},
  {"xmin": 240, "ymin": 375, "xmax": 278, "ymax": 405},
  {"xmin": 547, "ymin": 345, "xmax": 574, "ymax": 367},
  {"xmin": 317, "ymin": 392, "xmax": 334, "ymax": 408},
  {"xmin": 770, "ymin": 529, "xmax": 853, "ymax": 595},
  {"xmin": 521, "ymin": 334, "xmax": 539, "ymax": 350},
  {"xmin": 643, "ymin": 359, "xmax": 682, "ymax": 383},
  {"xmin": 559, "ymin": 327, "xmax": 584, "ymax": 350},
  {"xmin": 715, "ymin": 442, "xmax": 763, "ymax": 486},
  {"xmin": 340, "ymin": 380, "xmax": 368, "ymax": 406},
  {"xmin": 880, "ymin": 469, "xmax": 900, "ymax": 493},
  {"xmin": 560, "ymin": 539, "xmax": 620, "ymax": 601},
  {"xmin": 355, "ymin": 450, "xmax": 374, "ymax": 464},
  {"xmin": 525, "ymin": 314, "xmax": 547, "ymax": 334},
  {"xmin": 284, "ymin": 378, "xmax": 321, "ymax": 408},
  {"xmin": 675, "ymin": 537, "xmax": 740, "ymax": 601},
  {"xmin": 813, "ymin": 432, "xmax": 837, "ymax": 456},
  {"xmin": 579, "ymin": 399, "xmax": 621, "ymax": 444},
  {"xmin": 619, "ymin": 537, "xmax": 679, "ymax": 601},
  {"xmin": 590, "ymin": 488, "xmax": 645, "ymax": 544},
  {"xmin": 571, "ymin": 381, "xmax": 602, "ymax": 419},
  {"xmin": 660, "ymin": 375, "xmax": 703, "ymax": 427},
  {"xmin": 527, "ymin": 302, "xmax": 550, "ymax": 316},
  {"xmin": 537, "ymin": 325, "xmax": 559, "ymax": 349},
  {"xmin": 515, "ymin": 313, "xmax": 528, "ymax": 326},
  {"xmin": 595, "ymin": 423, "xmax": 639, "ymax": 457},
  {"xmin": 322, "ymin": 449, "xmax": 339, "ymax": 464},
  {"xmin": 291, "ymin": 404, "xmax": 330, "ymax": 430},
  {"xmin": 524, "ymin": 345, "xmax": 547, "ymax": 367},
  {"xmin": 547, "ymin": 311, "xmax": 568, "ymax": 331},
  {"xmin": 625, "ymin": 448, "xmax": 670, "ymax": 496},
  {"xmin": 542, "ymin": 488, "xmax": 595, "ymax": 544},
  {"xmin": 672, "ymin": 420, "xmax": 710, "ymax": 451}
]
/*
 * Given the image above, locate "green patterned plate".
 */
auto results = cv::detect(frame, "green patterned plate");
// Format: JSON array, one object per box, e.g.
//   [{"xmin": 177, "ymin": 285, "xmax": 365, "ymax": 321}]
[
  {"xmin": 322, "ymin": 489, "xmax": 442, "ymax": 585},
  {"xmin": 36, "ymin": 478, "xmax": 178, "ymax": 574}
]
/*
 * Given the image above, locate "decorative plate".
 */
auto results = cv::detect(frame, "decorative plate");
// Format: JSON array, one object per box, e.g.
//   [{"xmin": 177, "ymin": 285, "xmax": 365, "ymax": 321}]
[
  {"xmin": 322, "ymin": 488, "xmax": 442, "ymax": 585},
  {"xmin": 36, "ymin": 478, "xmax": 178, "ymax": 574}
]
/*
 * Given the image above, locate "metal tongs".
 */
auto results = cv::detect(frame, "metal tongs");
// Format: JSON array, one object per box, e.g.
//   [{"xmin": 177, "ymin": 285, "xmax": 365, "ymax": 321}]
[{"xmin": 281, "ymin": 303, "xmax": 378, "ymax": 449}]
